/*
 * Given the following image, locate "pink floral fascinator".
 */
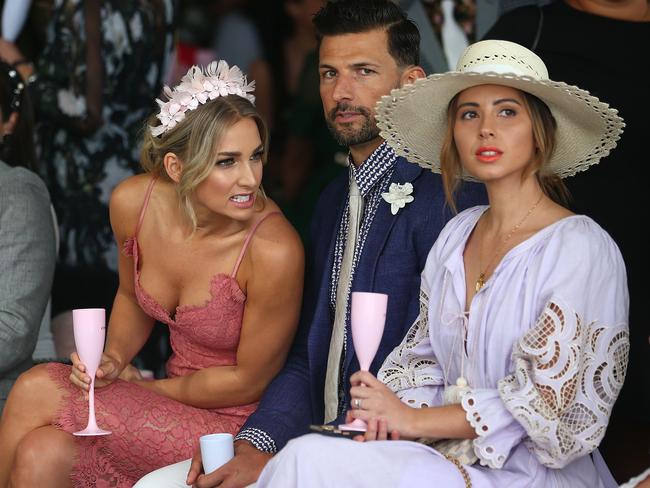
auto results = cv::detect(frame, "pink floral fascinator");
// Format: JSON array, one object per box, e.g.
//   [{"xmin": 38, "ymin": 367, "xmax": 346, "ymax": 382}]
[{"xmin": 150, "ymin": 60, "xmax": 256, "ymax": 137}]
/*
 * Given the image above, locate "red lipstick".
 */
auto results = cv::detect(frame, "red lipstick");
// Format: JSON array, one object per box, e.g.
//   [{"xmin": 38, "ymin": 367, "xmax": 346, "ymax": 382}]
[{"xmin": 475, "ymin": 146, "xmax": 503, "ymax": 163}]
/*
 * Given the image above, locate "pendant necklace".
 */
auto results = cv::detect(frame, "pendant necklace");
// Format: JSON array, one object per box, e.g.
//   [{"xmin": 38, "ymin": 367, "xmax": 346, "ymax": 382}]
[{"xmin": 475, "ymin": 193, "xmax": 544, "ymax": 292}]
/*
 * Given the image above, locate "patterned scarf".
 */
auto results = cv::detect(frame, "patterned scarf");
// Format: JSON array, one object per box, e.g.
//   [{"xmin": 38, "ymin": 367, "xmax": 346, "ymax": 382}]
[{"xmin": 328, "ymin": 142, "xmax": 398, "ymax": 414}]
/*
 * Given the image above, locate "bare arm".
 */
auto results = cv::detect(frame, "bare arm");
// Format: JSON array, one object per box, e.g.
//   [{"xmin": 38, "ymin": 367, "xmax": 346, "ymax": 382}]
[
  {"xmin": 68, "ymin": 177, "xmax": 156, "ymax": 390},
  {"xmin": 133, "ymin": 213, "xmax": 304, "ymax": 408},
  {"xmin": 103, "ymin": 177, "xmax": 157, "ymax": 371}
]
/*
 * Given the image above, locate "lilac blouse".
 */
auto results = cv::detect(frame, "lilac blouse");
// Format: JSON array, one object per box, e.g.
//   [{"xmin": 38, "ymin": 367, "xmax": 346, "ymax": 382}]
[{"xmin": 379, "ymin": 206, "xmax": 629, "ymax": 484}]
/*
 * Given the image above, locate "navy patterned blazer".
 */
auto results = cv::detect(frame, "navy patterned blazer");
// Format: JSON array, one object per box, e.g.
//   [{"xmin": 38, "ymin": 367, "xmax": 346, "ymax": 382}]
[{"xmin": 239, "ymin": 157, "xmax": 486, "ymax": 451}]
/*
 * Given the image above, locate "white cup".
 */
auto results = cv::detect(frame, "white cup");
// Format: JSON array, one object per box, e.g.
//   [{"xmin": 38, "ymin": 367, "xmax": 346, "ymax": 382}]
[{"xmin": 200, "ymin": 433, "xmax": 234, "ymax": 474}]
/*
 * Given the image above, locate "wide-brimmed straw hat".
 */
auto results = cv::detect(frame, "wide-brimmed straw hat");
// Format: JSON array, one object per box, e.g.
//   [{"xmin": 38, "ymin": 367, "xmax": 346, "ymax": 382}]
[{"xmin": 375, "ymin": 40, "xmax": 624, "ymax": 179}]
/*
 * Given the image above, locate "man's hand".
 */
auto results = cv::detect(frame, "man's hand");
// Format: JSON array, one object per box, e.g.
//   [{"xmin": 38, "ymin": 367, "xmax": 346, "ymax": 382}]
[{"xmin": 187, "ymin": 440, "xmax": 273, "ymax": 488}]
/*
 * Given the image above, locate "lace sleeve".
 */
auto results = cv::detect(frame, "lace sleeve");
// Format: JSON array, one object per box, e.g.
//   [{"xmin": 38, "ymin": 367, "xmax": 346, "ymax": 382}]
[
  {"xmin": 498, "ymin": 297, "xmax": 629, "ymax": 469},
  {"xmin": 378, "ymin": 289, "xmax": 444, "ymax": 409}
]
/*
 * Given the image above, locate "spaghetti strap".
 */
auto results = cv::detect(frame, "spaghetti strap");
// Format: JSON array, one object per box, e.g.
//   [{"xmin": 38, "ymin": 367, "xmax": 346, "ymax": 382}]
[
  {"xmin": 134, "ymin": 175, "xmax": 159, "ymax": 238},
  {"xmin": 231, "ymin": 211, "xmax": 282, "ymax": 278}
]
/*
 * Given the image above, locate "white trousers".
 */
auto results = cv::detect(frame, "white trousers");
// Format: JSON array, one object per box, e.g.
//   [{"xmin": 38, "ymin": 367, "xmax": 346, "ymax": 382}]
[
  {"xmin": 133, "ymin": 459, "xmax": 191, "ymax": 488},
  {"xmin": 134, "ymin": 459, "xmax": 259, "ymax": 488}
]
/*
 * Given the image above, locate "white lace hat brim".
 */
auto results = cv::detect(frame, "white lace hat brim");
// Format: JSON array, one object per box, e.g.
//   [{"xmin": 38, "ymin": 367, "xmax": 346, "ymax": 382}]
[{"xmin": 375, "ymin": 71, "xmax": 625, "ymax": 179}]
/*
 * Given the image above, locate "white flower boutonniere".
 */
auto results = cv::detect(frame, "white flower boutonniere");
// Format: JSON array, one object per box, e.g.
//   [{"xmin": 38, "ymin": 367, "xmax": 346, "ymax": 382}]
[{"xmin": 381, "ymin": 182, "xmax": 414, "ymax": 215}]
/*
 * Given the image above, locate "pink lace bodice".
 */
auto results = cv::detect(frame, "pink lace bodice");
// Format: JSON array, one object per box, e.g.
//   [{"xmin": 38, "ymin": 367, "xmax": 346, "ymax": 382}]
[
  {"xmin": 123, "ymin": 236, "xmax": 247, "ymax": 379},
  {"xmin": 121, "ymin": 175, "xmax": 275, "ymax": 380}
]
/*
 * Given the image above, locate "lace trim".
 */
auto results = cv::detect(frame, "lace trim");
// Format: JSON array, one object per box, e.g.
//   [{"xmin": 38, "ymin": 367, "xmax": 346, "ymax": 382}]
[
  {"xmin": 47, "ymin": 362, "xmax": 251, "ymax": 486},
  {"xmin": 378, "ymin": 288, "xmax": 441, "ymax": 407},
  {"xmin": 461, "ymin": 392, "xmax": 506, "ymax": 469},
  {"xmin": 47, "ymin": 363, "xmax": 134, "ymax": 486},
  {"xmin": 498, "ymin": 298, "xmax": 629, "ymax": 468},
  {"xmin": 235, "ymin": 428, "xmax": 277, "ymax": 453},
  {"xmin": 122, "ymin": 236, "xmax": 135, "ymax": 256}
]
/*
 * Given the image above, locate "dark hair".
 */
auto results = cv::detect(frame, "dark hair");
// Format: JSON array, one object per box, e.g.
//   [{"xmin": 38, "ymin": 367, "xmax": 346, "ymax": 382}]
[
  {"xmin": 0, "ymin": 61, "xmax": 37, "ymax": 171},
  {"xmin": 313, "ymin": 0, "xmax": 420, "ymax": 67}
]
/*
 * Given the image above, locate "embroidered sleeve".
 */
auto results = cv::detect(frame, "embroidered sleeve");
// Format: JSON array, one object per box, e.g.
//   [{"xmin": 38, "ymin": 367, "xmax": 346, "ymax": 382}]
[
  {"xmin": 378, "ymin": 288, "xmax": 444, "ymax": 409},
  {"xmin": 498, "ymin": 298, "xmax": 629, "ymax": 469},
  {"xmin": 460, "ymin": 387, "xmax": 527, "ymax": 468}
]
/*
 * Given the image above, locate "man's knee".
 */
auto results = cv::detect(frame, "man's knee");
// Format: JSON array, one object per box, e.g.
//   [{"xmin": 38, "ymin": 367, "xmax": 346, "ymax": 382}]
[{"xmin": 133, "ymin": 459, "xmax": 192, "ymax": 488}]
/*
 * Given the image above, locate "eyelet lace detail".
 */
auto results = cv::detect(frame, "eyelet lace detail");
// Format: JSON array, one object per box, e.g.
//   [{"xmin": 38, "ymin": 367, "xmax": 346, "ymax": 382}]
[
  {"xmin": 378, "ymin": 289, "xmax": 442, "ymax": 407},
  {"xmin": 461, "ymin": 392, "xmax": 507, "ymax": 468},
  {"xmin": 47, "ymin": 362, "xmax": 251, "ymax": 487},
  {"xmin": 498, "ymin": 298, "xmax": 629, "ymax": 468}
]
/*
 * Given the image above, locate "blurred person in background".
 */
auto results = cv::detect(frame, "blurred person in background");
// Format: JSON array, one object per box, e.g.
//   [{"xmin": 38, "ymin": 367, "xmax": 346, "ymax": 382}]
[
  {"xmin": 278, "ymin": 0, "xmax": 349, "ymax": 246},
  {"xmin": 0, "ymin": 0, "xmax": 175, "ymax": 358},
  {"xmin": 0, "ymin": 60, "xmax": 56, "ymax": 413},
  {"xmin": 212, "ymin": 0, "xmax": 273, "ymax": 128}
]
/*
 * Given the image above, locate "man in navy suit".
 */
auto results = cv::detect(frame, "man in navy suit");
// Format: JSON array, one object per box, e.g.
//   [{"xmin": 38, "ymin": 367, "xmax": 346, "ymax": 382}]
[{"xmin": 135, "ymin": 2, "xmax": 485, "ymax": 487}]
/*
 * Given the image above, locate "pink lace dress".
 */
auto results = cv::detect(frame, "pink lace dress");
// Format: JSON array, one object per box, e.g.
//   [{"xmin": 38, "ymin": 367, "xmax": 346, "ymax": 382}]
[{"xmin": 47, "ymin": 177, "xmax": 277, "ymax": 487}]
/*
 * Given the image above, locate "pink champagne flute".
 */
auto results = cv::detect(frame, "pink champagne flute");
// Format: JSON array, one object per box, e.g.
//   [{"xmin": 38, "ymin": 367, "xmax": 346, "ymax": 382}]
[
  {"xmin": 339, "ymin": 292, "xmax": 388, "ymax": 432},
  {"xmin": 72, "ymin": 308, "xmax": 111, "ymax": 436}
]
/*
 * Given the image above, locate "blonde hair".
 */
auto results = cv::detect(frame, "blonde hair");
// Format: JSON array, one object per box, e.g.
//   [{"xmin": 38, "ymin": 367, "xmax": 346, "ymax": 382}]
[
  {"xmin": 140, "ymin": 95, "xmax": 269, "ymax": 231},
  {"xmin": 440, "ymin": 88, "xmax": 569, "ymax": 213}
]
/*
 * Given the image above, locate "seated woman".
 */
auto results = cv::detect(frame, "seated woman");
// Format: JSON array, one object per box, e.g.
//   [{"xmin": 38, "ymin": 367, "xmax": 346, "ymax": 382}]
[
  {"xmin": 0, "ymin": 60, "xmax": 304, "ymax": 487},
  {"xmin": 255, "ymin": 40, "xmax": 628, "ymax": 487},
  {"xmin": 0, "ymin": 60, "xmax": 56, "ymax": 412}
]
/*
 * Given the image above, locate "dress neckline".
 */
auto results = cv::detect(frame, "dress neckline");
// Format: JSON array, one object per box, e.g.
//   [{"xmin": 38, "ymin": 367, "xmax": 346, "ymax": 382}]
[
  {"xmin": 449, "ymin": 206, "xmax": 588, "ymax": 304},
  {"xmin": 124, "ymin": 175, "xmax": 280, "ymax": 323},
  {"xmin": 130, "ymin": 235, "xmax": 246, "ymax": 323}
]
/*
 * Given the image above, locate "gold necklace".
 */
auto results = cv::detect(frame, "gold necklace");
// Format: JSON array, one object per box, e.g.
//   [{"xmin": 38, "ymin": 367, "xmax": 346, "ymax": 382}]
[{"xmin": 475, "ymin": 193, "xmax": 544, "ymax": 292}]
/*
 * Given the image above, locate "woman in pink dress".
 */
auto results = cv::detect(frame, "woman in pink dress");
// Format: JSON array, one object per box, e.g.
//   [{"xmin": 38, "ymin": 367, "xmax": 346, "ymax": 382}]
[{"xmin": 0, "ymin": 61, "xmax": 304, "ymax": 487}]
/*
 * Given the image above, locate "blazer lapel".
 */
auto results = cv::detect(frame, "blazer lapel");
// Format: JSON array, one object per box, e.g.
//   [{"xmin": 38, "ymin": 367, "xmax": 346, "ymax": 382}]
[
  {"xmin": 352, "ymin": 158, "xmax": 423, "ymax": 291},
  {"xmin": 344, "ymin": 158, "xmax": 423, "ymax": 370},
  {"xmin": 308, "ymin": 180, "xmax": 348, "ymax": 377}
]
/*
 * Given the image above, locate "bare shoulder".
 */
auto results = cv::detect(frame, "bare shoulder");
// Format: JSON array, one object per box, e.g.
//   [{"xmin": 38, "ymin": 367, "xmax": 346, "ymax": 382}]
[
  {"xmin": 248, "ymin": 200, "xmax": 304, "ymax": 273},
  {"xmin": 109, "ymin": 173, "xmax": 155, "ymax": 236},
  {"xmin": 110, "ymin": 174, "xmax": 154, "ymax": 213}
]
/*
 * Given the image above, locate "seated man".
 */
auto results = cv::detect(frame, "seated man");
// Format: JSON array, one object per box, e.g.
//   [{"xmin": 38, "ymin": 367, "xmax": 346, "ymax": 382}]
[
  {"xmin": 136, "ymin": 1, "xmax": 486, "ymax": 486},
  {"xmin": 0, "ymin": 60, "xmax": 56, "ymax": 413}
]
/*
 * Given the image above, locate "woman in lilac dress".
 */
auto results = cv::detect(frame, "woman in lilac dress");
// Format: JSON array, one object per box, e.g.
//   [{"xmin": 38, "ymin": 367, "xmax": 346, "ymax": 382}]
[{"xmin": 256, "ymin": 40, "xmax": 629, "ymax": 487}]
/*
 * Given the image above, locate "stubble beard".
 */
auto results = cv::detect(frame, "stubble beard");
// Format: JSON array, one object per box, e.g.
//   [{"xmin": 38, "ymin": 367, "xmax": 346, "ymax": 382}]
[{"xmin": 326, "ymin": 103, "xmax": 381, "ymax": 148}]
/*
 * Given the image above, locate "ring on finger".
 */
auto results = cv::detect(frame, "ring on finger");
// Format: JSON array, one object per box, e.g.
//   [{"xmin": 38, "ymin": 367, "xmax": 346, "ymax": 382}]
[{"xmin": 353, "ymin": 398, "xmax": 362, "ymax": 410}]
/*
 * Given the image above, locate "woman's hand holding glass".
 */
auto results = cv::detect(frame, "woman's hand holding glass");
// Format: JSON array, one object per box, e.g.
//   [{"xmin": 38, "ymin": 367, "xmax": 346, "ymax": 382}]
[
  {"xmin": 69, "ymin": 351, "xmax": 123, "ymax": 393},
  {"xmin": 347, "ymin": 370, "xmax": 416, "ymax": 442}
]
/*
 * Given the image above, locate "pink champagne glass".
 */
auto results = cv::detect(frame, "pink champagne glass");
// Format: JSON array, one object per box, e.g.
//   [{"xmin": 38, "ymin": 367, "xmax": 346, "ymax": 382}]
[
  {"xmin": 339, "ymin": 292, "xmax": 388, "ymax": 432},
  {"xmin": 72, "ymin": 308, "xmax": 111, "ymax": 436}
]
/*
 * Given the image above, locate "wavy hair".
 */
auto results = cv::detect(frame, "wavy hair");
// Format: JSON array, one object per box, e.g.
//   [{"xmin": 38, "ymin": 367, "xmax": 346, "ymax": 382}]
[{"xmin": 140, "ymin": 95, "xmax": 268, "ymax": 231}]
